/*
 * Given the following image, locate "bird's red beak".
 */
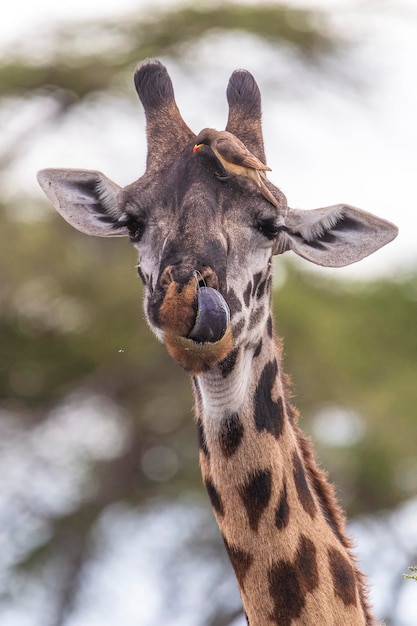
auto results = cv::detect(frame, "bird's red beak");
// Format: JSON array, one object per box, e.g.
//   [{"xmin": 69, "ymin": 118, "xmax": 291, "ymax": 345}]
[{"xmin": 193, "ymin": 143, "xmax": 203, "ymax": 153}]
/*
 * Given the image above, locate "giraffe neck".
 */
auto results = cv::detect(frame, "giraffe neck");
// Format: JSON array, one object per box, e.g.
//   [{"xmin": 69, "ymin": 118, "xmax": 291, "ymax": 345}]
[{"xmin": 193, "ymin": 325, "xmax": 374, "ymax": 626}]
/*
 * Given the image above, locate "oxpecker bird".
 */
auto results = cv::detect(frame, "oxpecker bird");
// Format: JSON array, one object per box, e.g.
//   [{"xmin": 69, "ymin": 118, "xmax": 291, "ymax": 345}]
[{"xmin": 193, "ymin": 128, "xmax": 279, "ymax": 208}]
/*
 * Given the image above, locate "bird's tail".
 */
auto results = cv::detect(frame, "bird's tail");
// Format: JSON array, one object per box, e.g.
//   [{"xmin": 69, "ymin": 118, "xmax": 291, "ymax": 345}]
[
  {"xmin": 259, "ymin": 169, "xmax": 270, "ymax": 179},
  {"xmin": 252, "ymin": 170, "xmax": 280, "ymax": 208},
  {"xmin": 260, "ymin": 180, "xmax": 280, "ymax": 209}
]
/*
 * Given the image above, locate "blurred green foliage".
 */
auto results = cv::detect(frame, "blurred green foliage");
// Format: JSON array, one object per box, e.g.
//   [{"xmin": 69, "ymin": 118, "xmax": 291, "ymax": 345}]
[
  {"xmin": 0, "ymin": 4, "xmax": 332, "ymax": 99},
  {"xmin": 276, "ymin": 267, "xmax": 417, "ymax": 515}
]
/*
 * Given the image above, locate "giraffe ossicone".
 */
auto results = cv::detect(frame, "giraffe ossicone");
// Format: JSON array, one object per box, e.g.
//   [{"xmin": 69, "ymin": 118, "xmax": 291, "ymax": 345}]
[{"xmin": 37, "ymin": 59, "xmax": 397, "ymax": 625}]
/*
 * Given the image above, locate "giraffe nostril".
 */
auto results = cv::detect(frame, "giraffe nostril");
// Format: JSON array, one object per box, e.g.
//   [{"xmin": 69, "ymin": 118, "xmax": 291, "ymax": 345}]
[
  {"xmin": 194, "ymin": 267, "xmax": 219, "ymax": 290},
  {"xmin": 161, "ymin": 265, "xmax": 220, "ymax": 291}
]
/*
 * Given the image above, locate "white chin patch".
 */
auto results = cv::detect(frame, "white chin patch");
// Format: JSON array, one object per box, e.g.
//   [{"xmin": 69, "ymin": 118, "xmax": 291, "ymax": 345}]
[{"xmin": 152, "ymin": 327, "xmax": 165, "ymax": 342}]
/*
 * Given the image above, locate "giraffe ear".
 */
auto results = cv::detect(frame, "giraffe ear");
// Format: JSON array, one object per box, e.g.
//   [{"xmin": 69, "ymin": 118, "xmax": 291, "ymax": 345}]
[
  {"xmin": 37, "ymin": 168, "xmax": 128, "ymax": 237},
  {"xmin": 274, "ymin": 204, "xmax": 398, "ymax": 267}
]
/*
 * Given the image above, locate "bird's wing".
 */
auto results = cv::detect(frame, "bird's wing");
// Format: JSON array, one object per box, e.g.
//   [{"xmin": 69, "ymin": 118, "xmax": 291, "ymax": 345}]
[{"xmin": 214, "ymin": 137, "xmax": 271, "ymax": 171}]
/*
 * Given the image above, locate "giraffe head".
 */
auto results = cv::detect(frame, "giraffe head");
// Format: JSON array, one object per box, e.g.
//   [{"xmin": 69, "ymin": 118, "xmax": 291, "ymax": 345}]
[{"xmin": 37, "ymin": 60, "xmax": 397, "ymax": 373}]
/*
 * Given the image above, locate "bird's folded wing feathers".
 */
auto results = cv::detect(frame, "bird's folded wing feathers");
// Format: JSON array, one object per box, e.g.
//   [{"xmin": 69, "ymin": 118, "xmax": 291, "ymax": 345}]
[{"xmin": 215, "ymin": 137, "xmax": 272, "ymax": 171}]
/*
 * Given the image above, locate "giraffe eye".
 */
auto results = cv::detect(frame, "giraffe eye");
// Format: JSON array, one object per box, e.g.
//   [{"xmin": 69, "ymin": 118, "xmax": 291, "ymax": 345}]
[
  {"xmin": 256, "ymin": 218, "xmax": 281, "ymax": 240},
  {"xmin": 119, "ymin": 213, "xmax": 145, "ymax": 242},
  {"xmin": 127, "ymin": 219, "xmax": 145, "ymax": 242}
]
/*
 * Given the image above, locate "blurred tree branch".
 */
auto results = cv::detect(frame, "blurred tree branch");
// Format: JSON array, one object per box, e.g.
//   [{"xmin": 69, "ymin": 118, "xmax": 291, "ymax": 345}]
[
  {"xmin": 404, "ymin": 566, "xmax": 417, "ymax": 582},
  {"xmin": 0, "ymin": 4, "xmax": 335, "ymax": 99}
]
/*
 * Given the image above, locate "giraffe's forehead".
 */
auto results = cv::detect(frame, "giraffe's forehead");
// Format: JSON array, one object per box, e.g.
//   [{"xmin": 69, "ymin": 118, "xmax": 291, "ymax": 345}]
[{"xmin": 124, "ymin": 144, "xmax": 282, "ymax": 229}]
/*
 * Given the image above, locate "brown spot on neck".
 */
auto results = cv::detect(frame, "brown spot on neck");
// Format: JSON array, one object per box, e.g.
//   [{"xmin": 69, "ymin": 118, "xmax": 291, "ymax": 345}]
[
  {"xmin": 275, "ymin": 480, "xmax": 290, "ymax": 530},
  {"xmin": 218, "ymin": 411, "xmax": 244, "ymax": 457},
  {"xmin": 268, "ymin": 534, "xmax": 319, "ymax": 625},
  {"xmin": 239, "ymin": 468, "xmax": 272, "ymax": 531},
  {"xmin": 204, "ymin": 478, "xmax": 224, "ymax": 517},
  {"xmin": 328, "ymin": 546, "xmax": 358, "ymax": 607},
  {"xmin": 292, "ymin": 450, "xmax": 317, "ymax": 518},
  {"xmin": 223, "ymin": 537, "xmax": 254, "ymax": 590},
  {"xmin": 253, "ymin": 360, "xmax": 285, "ymax": 439}
]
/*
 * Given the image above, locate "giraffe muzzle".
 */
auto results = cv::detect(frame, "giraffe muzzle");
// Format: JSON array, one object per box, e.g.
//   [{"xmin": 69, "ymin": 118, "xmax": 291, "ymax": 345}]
[
  {"xmin": 158, "ymin": 280, "xmax": 233, "ymax": 373},
  {"xmin": 156, "ymin": 266, "xmax": 233, "ymax": 372}
]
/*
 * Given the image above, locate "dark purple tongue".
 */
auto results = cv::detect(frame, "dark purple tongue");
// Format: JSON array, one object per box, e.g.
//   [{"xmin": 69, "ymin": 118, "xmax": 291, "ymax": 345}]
[{"xmin": 188, "ymin": 287, "xmax": 230, "ymax": 343}]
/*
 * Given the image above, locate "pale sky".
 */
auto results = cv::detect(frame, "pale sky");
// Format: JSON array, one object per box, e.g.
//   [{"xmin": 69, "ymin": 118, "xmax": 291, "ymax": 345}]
[{"xmin": 2, "ymin": 0, "xmax": 416, "ymax": 279}]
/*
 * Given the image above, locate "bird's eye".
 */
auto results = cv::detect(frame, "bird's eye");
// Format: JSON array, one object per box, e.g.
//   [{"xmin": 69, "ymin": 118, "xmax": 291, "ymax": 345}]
[{"xmin": 256, "ymin": 218, "xmax": 281, "ymax": 240}]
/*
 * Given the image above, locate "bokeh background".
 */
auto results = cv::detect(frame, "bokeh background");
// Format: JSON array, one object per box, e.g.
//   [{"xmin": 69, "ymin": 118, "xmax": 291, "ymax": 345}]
[{"xmin": 1, "ymin": 1, "xmax": 416, "ymax": 625}]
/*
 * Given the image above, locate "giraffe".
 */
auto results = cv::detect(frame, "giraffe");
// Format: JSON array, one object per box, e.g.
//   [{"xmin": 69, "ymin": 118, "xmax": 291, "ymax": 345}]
[{"xmin": 37, "ymin": 60, "xmax": 398, "ymax": 625}]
